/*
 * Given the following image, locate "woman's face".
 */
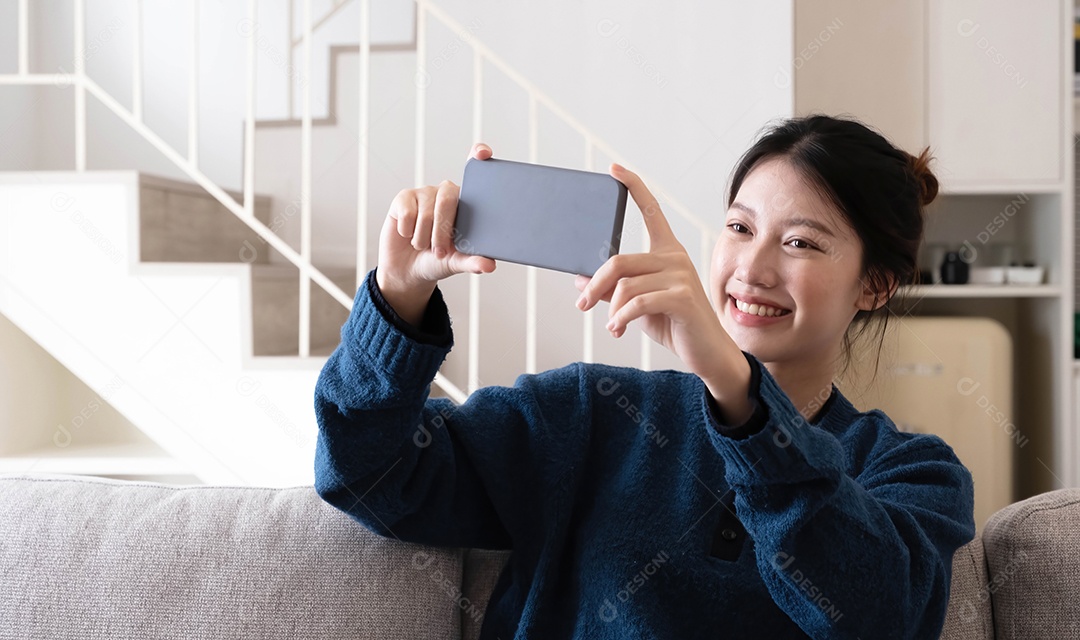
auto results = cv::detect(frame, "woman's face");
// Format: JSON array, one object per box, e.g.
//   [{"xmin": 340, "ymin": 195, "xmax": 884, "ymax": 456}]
[{"xmin": 711, "ymin": 157, "xmax": 880, "ymax": 368}]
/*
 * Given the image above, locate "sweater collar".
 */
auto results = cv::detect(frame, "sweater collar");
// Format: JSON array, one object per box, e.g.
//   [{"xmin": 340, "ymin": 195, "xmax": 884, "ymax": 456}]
[{"xmin": 810, "ymin": 385, "xmax": 861, "ymax": 434}]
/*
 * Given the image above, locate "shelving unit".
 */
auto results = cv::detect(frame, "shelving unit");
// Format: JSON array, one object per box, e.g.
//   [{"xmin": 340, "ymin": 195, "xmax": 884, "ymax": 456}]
[
  {"xmin": 795, "ymin": 0, "xmax": 1076, "ymax": 498},
  {"xmin": 902, "ymin": 285, "xmax": 1062, "ymax": 299}
]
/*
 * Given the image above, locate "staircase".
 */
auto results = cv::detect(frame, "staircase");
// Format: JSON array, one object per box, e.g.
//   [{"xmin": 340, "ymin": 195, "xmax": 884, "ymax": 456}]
[
  {"xmin": 0, "ymin": 173, "xmax": 323, "ymax": 485},
  {"xmin": 0, "ymin": 0, "xmax": 715, "ymax": 486}
]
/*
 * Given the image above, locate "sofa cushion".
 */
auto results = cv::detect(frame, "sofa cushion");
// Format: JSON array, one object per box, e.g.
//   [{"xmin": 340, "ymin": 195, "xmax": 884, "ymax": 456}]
[
  {"xmin": 940, "ymin": 536, "xmax": 994, "ymax": 640},
  {"xmin": 461, "ymin": 549, "xmax": 511, "ymax": 640},
  {"xmin": 982, "ymin": 488, "xmax": 1080, "ymax": 639},
  {"xmin": 0, "ymin": 474, "xmax": 463, "ymax": 640}
]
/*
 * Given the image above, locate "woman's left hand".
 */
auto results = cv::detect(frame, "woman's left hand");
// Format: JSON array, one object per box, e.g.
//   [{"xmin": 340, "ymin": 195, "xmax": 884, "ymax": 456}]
[{"xmin": 575, "ymin": 163, "xmax": 746, "ymax": 388}]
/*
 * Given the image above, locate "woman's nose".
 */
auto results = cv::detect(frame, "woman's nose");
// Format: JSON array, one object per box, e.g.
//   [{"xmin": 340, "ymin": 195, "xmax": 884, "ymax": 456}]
[{"xmin": 732, "ymin": 241, "xmax": 778, "ymax": 288}]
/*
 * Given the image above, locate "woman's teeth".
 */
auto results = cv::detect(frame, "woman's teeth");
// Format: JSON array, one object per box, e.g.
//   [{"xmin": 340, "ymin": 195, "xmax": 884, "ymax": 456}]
[{"xmin": 734, "ymin": 298, "xmax": 790, "ymax": 318}]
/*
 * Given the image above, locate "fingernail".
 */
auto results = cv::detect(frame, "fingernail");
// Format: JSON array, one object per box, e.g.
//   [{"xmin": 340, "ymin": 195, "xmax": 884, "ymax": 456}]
[{"xmin": 576, "ymin": 295, "xmax": 586, "ymax": 310}]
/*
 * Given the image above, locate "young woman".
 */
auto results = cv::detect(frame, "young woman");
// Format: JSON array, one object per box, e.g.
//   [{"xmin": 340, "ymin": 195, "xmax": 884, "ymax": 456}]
[{"xmin": 314, "ymin": 115, "xmax": 976, "ymax": 639}]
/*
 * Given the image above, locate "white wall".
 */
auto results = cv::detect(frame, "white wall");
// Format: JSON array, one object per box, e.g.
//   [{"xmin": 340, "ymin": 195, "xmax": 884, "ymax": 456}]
[{"xmin": 0, "ymin": 84, "xmax": 39, "ymax": 171}]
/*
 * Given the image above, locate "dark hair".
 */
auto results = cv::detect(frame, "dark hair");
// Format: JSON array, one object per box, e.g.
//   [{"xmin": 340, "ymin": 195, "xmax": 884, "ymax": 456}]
[{"xmin": 726, "ymin": 114, "xmax": 938, "ymax": 377}]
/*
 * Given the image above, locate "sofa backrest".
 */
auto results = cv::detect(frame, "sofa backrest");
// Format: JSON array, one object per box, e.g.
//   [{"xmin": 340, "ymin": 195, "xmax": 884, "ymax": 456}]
[
  {"xmin": 941, "ymin": 535, "xmax": 994, "ymax": 640},
  {"xmin": 461, "ymin": 548, "xmax": 511, "ymax": 640},
  {"xmin": 982, "ymin": 488, "xmax": 1080, "ymax": 639},
  {"xmin": 0, "ymin": 474, "xmax": 465, "ymax": 640},
  {"xmin": 6, "ymin": 473, "xmax": 1072, "ymax": 640}
]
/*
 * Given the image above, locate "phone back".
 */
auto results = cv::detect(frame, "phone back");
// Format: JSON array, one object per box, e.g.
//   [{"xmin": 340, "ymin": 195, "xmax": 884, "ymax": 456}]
[{"xmin": 454, "ymin": 157, "xmax": 628, "ymax": 276}]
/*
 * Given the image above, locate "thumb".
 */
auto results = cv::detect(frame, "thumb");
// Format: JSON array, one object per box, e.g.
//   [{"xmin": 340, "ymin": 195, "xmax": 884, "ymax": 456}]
[{"xmin": 449, "ymin": 251, "xmax": 497, "ymax": 275}]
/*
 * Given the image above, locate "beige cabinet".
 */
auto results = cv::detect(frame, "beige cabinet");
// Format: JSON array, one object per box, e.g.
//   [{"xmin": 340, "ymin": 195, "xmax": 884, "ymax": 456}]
[
  {"xmin": 794, "ymin": 0, "xmax": 926, "ymax": 154},
  {"xmin": 928, "ymin": 0, "xmax": 1063, "ymax": 189}
]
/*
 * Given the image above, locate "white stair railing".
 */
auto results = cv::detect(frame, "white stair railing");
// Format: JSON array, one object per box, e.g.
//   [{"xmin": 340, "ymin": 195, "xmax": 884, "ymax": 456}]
[
  {"xmin": 1, "ymin": 0, "xmax": 719, "ymax": 405},
  {"xmin": 287, "ymin": 0, "xmax": 354, "ymax": 119}
]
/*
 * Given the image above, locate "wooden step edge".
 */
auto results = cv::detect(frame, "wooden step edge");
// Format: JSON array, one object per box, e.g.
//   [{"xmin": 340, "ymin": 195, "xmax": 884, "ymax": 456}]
[
  {"xmin": 251, "ymin": 263, "xmax": 359, "ymax": 284},
  {"xmin": 139, "ymin": 172, "xmax": 273, "ymax": 208}
]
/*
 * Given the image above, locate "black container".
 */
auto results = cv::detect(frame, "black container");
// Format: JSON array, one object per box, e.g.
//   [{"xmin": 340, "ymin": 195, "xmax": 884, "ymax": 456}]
[{"xmin": 940, "ymin": 251, "xmax": 969, "ymax": 285}]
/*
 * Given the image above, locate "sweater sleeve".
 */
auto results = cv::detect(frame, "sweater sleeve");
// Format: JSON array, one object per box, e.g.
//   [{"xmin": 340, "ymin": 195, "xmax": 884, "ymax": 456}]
[
  {"xmin": 705, "ymin": 350, "xmax": 768, "ymax": 438},
  {"xmin": 702, "ymin": 354, "xmax": 976, "ymax": 640},
  {"xmin": 314, "ymin": 268, "xmax": 581, "ymax": 551},
  {"xmin": 366, "ymin": 265, "xmax": 452, "ymax": 346}
]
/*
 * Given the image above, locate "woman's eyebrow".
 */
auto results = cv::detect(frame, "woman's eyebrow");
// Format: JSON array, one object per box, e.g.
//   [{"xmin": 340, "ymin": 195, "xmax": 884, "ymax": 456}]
[
  {"xmin": 729, "ymin": 201, "xmax": 756, "ymax": 217},
  {"xmin": 786, "ymin": 216, "xmax": 836, "ymax": 238},
  {"xmin": 729, "ymin": 201, "xmax": 837, "ymax": 238}
]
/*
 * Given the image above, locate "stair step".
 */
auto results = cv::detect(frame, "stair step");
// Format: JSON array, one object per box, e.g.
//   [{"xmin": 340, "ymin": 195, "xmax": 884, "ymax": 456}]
[
  {"xmin": 251, "ymin": 264, "xmax": 356, "ymax": 357},
  {"xmin": 139, "ymin": 173, "xmax": 274, "ymax": 264}
]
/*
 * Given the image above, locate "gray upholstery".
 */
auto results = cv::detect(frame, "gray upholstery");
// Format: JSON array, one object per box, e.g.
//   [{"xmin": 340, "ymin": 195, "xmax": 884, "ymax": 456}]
[
  {"xmin": 982, "ymin": 488, "xmax": 1080, "ymax": 640},
  {"xmin": 2, "ymin": 473, "xmax": 1079, "ymax": 639},
  {"xmin": 940, "ymin": 536, "xmax": 994, "ymax": 640},
  {"xmin": 461, "ymin": 548, "xmax": 511, "ymax": 640},
  {"xmin": 0, "ymin": 475, "xmax": 462, "ymax": 640}
]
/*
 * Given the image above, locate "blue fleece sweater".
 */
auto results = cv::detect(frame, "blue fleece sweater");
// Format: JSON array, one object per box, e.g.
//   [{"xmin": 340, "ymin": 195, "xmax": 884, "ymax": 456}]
[{"xmin": 314, "ymin": 268, "xmax": 976, "ymax": 639}]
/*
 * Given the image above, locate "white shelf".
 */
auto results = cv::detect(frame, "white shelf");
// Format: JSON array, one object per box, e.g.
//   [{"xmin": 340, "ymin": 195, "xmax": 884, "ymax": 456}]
[
  {"xmin": 941, "ymin": 182, "xmax": 1065, "ymax": 195},
  {"xmin": 0, "ymin": 442, "xmax": 188, "ymax": 476},
  {"xmin": 901, "ymin": 284, "xmax": 1062, "ymax": 298}
]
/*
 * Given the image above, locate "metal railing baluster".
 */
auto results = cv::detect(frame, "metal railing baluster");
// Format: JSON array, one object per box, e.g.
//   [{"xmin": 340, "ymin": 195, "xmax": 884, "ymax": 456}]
[
  {"xmin": 299, "ymin": 0, "xmax": 313, "ymax": 357},
  {"xmin": 132, "ymin": 0, "xmax": 142, "ymax": 121},
  {"xmin": 18, "ymin": 0, "xmax": 29, "ymax": 75},
  {"xmin": 188, "ymin": 0, "xmax": 199, "ymax": 168},
  {"xmin": 74, "ymin": 0, "xmax": 85, "ymax": 171},
  {"xmin": 356, "ymin": 0, "xmax": 371, "ymax": 290}
]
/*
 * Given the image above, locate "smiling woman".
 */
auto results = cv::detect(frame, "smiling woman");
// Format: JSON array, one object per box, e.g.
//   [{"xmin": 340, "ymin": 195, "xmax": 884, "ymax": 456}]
[
  {"xmin": 313, "ymin": 116, "xmax": 974, "ymax": 640},
  {"xmin": 715, "ymin": 115, "xmax": 939, "ymax": 417}
]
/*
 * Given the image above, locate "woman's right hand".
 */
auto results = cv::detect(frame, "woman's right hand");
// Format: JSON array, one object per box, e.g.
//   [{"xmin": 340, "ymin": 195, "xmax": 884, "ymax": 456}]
[{"xmin": 376, "ymin": 143, "xmax": 498, "ymax": 324}]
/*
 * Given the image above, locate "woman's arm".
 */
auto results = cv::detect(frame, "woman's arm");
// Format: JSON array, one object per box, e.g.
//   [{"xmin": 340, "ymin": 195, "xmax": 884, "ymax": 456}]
[
  {"xmin": 704, "ymin": 355, "xmax": 976, "ymax": 640},
  {"xmin": 314, "ymin": 267, "xmax": 582, "ymax": 550}
]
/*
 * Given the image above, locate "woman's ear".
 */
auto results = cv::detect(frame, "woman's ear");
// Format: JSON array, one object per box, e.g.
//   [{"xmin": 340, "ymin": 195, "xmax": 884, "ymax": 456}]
[{"xmin": 856, "ymin": 275, "xmax": 898, "ymax": 312}]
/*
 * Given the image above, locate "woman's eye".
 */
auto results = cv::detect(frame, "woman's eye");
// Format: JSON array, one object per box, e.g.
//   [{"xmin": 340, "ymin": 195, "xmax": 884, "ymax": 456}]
[
  {"xmin": 727, "ymin": 223, "xmax": 749, "ymax": 234},
  {"xmin": 788, "ymin": 238, "xmax": 816, "ymax": 250}
]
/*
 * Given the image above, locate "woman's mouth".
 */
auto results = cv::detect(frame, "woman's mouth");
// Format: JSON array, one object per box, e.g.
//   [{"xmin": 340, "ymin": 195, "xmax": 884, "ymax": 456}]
[{"xmin": 730, "ymin": 295, "xmax": 791, "ymax": 318}]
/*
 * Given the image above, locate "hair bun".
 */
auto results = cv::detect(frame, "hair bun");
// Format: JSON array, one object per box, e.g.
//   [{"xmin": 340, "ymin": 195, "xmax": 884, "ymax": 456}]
[{"xmin": 908, "ymin": 147, "xmax": 939, "ymax": 207}]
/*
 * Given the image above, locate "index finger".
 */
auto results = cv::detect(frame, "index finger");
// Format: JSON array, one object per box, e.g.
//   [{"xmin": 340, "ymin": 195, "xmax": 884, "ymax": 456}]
[
  {"xmin": 468, "ymin": 142, "xmax": 493, "ymax": 161},
  {"xmin": 610, "ymin": 163, "xmax": 676, "ymax": 250}
]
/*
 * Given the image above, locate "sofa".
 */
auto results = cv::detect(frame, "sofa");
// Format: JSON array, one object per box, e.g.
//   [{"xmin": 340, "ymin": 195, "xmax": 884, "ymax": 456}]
[{"xmin": 0, "ymin": 473, "xmax": 1076, "ymax": 639}]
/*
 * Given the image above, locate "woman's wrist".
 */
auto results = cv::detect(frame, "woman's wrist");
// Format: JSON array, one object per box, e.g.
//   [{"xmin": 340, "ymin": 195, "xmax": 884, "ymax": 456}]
[
  {"xmin": 375, "ymin": 269, "xmax": 437, "ymax": 328},
  {"xmin": 702, "ymin": 350, "xmax": 755, "ymax": 425}
]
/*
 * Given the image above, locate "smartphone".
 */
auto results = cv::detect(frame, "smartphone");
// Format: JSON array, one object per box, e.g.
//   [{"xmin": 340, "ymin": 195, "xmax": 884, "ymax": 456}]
[{"xmin": 454, "ymin": 157, "xmax": 628, "ymax": 277}]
